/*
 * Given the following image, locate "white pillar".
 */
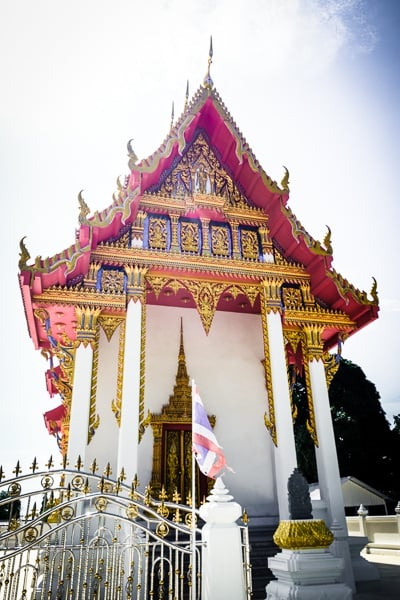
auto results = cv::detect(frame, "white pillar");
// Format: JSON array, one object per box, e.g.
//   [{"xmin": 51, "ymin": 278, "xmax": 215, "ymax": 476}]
[
  {"xmin": 67, "ymin": 306, "xmax": 100, "ymax": 465},
  {"xmin": 266, "ymin": 309, "xmax": 298, "ymax": 520},
  {"xmin": 308, "ymin": 354, "xmax": 355, "ymax": 591},
  {"xmin": 199, "ymin": 478, "xmax": 246, "ymax": 600},
  {"xmin": 117, "ymin": 297, "xmax": 142, "ymax": 481},
  {"xmin": 68, "ymin": 343, "xmax": 93, "ymax": 465},
  {"xmin": 309, "ymin": 359, "xmax": 347, "ymax": 531}
]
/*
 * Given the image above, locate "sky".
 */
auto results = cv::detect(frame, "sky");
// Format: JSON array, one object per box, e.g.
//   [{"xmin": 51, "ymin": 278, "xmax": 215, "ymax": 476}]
[{"xmin": 0, "ymin": 0, "xmax": 399, "ymax": 476}]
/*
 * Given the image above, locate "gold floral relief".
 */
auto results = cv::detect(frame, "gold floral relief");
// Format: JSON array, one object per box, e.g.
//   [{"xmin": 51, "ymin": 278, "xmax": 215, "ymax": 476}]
[
  {"xmin": 282, "ymin": 286, "xmax": 303, "ymax": 310},
  {"xmin": 148, "ymin": 216, "xmax": 168, "ymax": 250},
  {"xmin": 210, "ymin": 224, "xmax": 230, "ymax": 257},
  {"xmin": 101, "ymin": 269, "xmax": 124, "ymax": 294},
  {"xmin": 180, "ymin": 220, "xmax": 200, "ymax": 253},
  {"xmin": 183, "ymin": 280, "xmax": 226, "ymax": 334},
  {"xmin": 240, "ymin": 229, "xmax": 259, "ymax": 260}
]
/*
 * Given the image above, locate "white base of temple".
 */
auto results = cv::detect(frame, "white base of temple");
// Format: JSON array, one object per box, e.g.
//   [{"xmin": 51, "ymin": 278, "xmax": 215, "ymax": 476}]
[{"xmin": 266, "ymin": 548, "xmax": 353, "ymax": 599}]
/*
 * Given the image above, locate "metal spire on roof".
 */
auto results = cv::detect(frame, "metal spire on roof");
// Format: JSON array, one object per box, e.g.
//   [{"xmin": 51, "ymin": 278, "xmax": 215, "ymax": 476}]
[
  {"xmin": 184, "ymin": 80, "xmax": 189, "ymax": 110},
  {"xmin": 170, "ymin": 101, "xmax": 175, "ymax": 130},
  {"xmin": 202, "ymin": 36, "xmax": 214, "ymax": 89}
]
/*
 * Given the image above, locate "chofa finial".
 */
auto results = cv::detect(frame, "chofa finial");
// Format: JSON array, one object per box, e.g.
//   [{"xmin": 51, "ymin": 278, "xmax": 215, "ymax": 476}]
[
  {"xmin": 127, "ymin": 138, "xmax": 138, "ymax": 170},
  {"xmin": 203, "ymin": 36, "xmax": 214, "ymax": 90},
  {"xmin": 281, "ymin": 166, "xmax": 290, "ymax": 191}
]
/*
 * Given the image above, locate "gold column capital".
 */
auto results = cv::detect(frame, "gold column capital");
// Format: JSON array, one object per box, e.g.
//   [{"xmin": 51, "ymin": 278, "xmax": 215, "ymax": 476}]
[
  {"xmin": 85, "ymin": 262, "xmax": 102, "ymax": 290},
  {"xmin": 261, "ymin": 277, "xmax": 283, "ymax": 314},
  {"xmin": 125, "ymin": 265, "xmax": 148, "ymax": 302},
  {"xmin": 303, "ymin": 324, "xmax": 324, "ymax": 361},
  {"xmin": 75, "ymin": 306, "xmax": 102, "ymax": 348}
]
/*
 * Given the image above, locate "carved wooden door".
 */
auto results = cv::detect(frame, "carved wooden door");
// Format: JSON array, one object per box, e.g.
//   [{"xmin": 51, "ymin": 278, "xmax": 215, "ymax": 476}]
[{"xmin": 162, "ymin": 424, "xmax": 208, "ymax": 505}]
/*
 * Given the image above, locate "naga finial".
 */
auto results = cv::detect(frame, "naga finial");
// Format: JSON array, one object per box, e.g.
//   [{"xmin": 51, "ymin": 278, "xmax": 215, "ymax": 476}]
[
  {"xmin": 281, "ymin": 166, "xmax": 290, "ymax": 191},
  {"xmin": 323, "ymin": 225, "xmax": 333, "ymax": 254},
  {"xmin": 370, "ymin": 277, "xmax": 379, "ymax": 304},
  {"xmin": 18, "ymin": 236, "xmax": 31, "ymax": 270},
  {"xmin": 78, "ymin": 190, "xmax": 90, "ymax": 225},
  {"xmin": 127, "ymin": 138, "xmax": 138, "ymax": 171},
  {"xmin": 203, "ymin": 36, "xmax": 214, "ymax": 90}
]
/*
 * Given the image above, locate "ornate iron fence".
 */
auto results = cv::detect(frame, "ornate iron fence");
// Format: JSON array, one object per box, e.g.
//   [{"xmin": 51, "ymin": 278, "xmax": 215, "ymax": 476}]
[
  {"xmin": 0, "ymin": 457, "xmax": 252, "ymax": 600},
  {"xmin": 0, "ymin": 457, "xmax": 203, "ymax": 599}
]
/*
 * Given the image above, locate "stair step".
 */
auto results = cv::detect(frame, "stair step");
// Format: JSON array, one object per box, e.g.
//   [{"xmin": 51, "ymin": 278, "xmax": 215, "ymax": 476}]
[{"xmin": 248, "ymin": 525, "xmax": 278, "ymax": 600}]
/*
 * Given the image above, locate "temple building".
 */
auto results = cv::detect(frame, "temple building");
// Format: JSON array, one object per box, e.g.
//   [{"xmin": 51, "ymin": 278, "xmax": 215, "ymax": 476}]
[{"xmin": 18, "ymin": 56, "xmax": 378, "ymax": 541}]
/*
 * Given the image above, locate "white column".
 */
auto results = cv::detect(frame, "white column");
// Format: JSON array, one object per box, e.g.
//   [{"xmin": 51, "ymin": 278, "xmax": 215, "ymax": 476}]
[
  {"xmin": 117, "ymin": 298, "xmax": 142, "ymax": 481},
  {"xmin": 308, "ymin": 359, "xmax": 347, "ymax": 532},
  {"xmin": 67, "ymin": 307, "xmax": 100, "ymax": 466},
  {"xmin": 199, "ymin": 478, "xmax": 246, "ymax": 600},
  {"xmin": 266, "ymin": 308, "xmax": 298, "ymax": 520},
  {"xmin": 117, "ymin": 265, "xmax": 147, "ymax": 482},
  {"xmin": 307, "ymin": 344, "xmax": 355, "ymax": 591},
  {"xmin": 68, "ymin": 343, "xmax": 93, "ymax": 464}
]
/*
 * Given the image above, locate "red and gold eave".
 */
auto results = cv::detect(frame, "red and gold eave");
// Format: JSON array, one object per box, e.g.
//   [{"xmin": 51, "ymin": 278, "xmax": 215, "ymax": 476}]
[{"xmin": 18, "ymin": 83, "xmax": 379, "ymax": 354}]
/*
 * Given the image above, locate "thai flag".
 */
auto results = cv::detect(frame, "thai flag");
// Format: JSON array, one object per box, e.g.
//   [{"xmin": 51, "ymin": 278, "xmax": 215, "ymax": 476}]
[{"xmin": 192, "ymin": 382, "xmax": 228, "ymax": 479}]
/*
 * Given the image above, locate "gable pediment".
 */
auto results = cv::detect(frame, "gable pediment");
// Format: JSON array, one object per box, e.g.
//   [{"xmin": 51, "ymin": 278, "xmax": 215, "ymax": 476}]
[{"xmin": 147, "ymin": 132, "xmax": 251, "ymax": 210}]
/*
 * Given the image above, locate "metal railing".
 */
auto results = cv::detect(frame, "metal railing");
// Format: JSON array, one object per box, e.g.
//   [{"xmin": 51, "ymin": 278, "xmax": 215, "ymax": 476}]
[
  {"xmin": 0, "ymin": 458, "xmax": 252, "ymax": 600},
  {"xmin": 0, "ymin": 459, "xmax": 203, "ymax": 599}
]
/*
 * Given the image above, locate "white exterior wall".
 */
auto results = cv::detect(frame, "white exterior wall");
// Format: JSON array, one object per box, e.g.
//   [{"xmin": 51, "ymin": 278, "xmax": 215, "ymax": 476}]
[{"xmin": 139, "ymin": 305, "xmax": 278, "ymax": 519}]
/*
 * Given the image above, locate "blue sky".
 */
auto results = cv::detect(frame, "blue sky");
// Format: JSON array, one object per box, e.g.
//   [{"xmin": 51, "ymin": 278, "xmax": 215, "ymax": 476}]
[{"xmin": 0, "ymin": 0, "xmax": 399, "ymax": 474}]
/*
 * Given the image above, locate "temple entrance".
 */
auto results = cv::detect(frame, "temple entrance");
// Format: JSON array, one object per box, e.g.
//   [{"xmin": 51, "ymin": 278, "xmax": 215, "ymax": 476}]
[
  {"xmin": 149, "ymin": 320, "xmax": 214, "ymax": 505},
  {"xmin": 162, "ymin": 424, "xmax": 209, "ymax": 504}
]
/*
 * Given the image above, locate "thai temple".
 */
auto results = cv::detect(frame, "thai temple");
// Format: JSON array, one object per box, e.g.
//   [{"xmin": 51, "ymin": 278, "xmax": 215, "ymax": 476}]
[{"xmin": 6, "ymin": 47, "xmax": 380, "ymax": 599}]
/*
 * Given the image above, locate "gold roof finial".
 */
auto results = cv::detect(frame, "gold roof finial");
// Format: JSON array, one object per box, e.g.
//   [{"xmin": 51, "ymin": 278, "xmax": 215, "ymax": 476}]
[
  {"xmin": 170, "ymin": 101, "xmax": 175, "ymax": 130},
  {"xmin": 184, "ymin": 80, "xmax": 189, "ymax": 110},
  {"xmin": 203, "ymin": 36, "xmax": 214, "ymax": 89}
]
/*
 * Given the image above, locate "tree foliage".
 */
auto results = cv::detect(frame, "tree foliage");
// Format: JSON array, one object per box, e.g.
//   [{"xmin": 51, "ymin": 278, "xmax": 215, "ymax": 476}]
[{"xmin": 293, "ymin": 358, "xmax": 400, "ymax": 506}]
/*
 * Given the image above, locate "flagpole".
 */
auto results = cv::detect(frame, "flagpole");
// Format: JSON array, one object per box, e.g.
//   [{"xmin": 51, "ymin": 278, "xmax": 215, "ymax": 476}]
[{"xmin": 191, "ymin": 379, "xmax": 197, "ymax": 600}]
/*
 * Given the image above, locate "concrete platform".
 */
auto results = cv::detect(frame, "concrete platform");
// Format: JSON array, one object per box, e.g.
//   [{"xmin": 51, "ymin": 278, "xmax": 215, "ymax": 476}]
[{"xmin": 354, "ymin": 554, "xmax": 400, "ymax": 599}]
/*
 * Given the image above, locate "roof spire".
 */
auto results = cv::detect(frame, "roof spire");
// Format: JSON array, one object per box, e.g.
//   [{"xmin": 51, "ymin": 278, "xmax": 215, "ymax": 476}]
[
  {"xmin": 203, "ymin": 36, "xmax": 214, "ymax": 89},
  {"xmin": 170, "ymin": 101, "xmax": 175, "ymax": 130},
  {"xmin": 184, "ymin": 80, "xmax": 189, "ymax": 110}
]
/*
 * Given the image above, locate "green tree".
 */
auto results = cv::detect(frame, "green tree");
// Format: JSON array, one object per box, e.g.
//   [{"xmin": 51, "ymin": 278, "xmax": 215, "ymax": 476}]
[{"xmin": 293, "ymin": 359, "xmax": 400, "ymax": 506}]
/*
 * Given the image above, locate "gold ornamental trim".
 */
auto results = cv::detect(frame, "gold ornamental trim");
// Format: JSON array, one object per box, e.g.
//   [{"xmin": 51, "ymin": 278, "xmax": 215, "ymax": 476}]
[
  {"xmin": 111, "ymin": 319, "xmax": 126, "ymax": 428},
  {"xmin": 147, "ymin": 275, "xmax": 260, "ymax": 335},
  {"xmin": 98, "ymin": 315, "xmax": 125, "ymax": 342},
  {"xmin": 138, "ymin": 300, "xmax": 147, "ymax": 440},
  {"xmin": 301, "ymin": 341, "xmax": 319, "ymax": 447},
  {"xmin": 326, "ymin": 269, "xmax": 379, "ymax": 306},
  {"xmin": 76, "ymin": 306, "xmax": 102, "ymax": 348},
  {"xmin": 284, "ymin": 307, "xmax": 355, "ymax": 330},
  {"xmin": 323, "ymin": 352, "xmax": 341, "ymax": 388},
  {"xmin": 282, "ymin": 204, "xmax": 333, "ymax": 257},
  {"xmin": 139, "ymin": 193, "xmax": 271, "ymax": 226},
  {"xmin": 33, "ymin": 288, "xmax": 127, "ymax": 311},
  {"xmin": 260, "ymin": 284, "xmax": 277, "ymax": 446},
  {"xmin": 88, "ymin": 325, "xmax": 100, "ymax": 444},
  {"xmin": 91, "ymin": 246, "xmax": 310, "ymax": 281},
  {"xmin": 302, "ymin": 324, "xmax": 324, "ymax": 362},
  {"xmin": 273, "ymin": 519, "xmax": 334, "ymax": 550}
]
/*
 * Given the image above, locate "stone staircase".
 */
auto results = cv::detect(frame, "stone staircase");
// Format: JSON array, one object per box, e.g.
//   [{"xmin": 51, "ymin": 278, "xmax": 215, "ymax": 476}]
[{"xmin": 248, "ymin": 524, "xmax": 279, "ymax": 599}]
